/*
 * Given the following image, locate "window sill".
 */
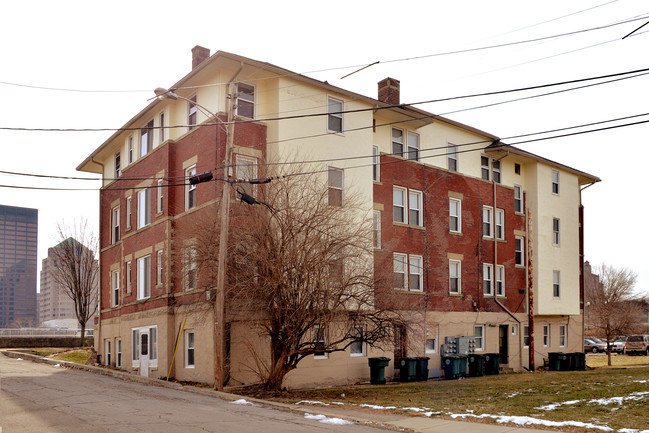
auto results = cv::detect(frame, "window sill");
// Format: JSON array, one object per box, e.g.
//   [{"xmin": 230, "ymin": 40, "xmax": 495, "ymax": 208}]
[
  {"xmin": 449, "ymin": 231, "xmax": 462, "ymax": 236},
  {"xmin": 449, "ymin": 292, "xmax": 463, "ymax": 297},
  {"xmin": 393, "ymin": 221, "xmax": 425, "ymax": 230},
  {"xmin": 350, "ymin": 353, "xmax": 366, "ymax": 358},
  {"xmin": 482, "ymin": 236, "xmax": 494, "ymax": 241}
]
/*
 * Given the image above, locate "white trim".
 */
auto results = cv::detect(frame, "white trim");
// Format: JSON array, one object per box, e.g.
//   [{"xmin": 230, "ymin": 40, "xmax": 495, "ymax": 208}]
[
  {"xmin": 409, "ymin": 254, "xmax": 423, "ymax": 292},
  {"xmin": 408, "ymin": 189, "xmax": 423, "ymax": 227},
  {"xmin": 482, "ymin": 206, "xmax": 494, "ymax": 238},
  {"xmin": 496, "ymin": 265, "xmax": 505, "ymax": 297},
  {"xmin": 474, "ymin": 325, "xmax": 485, "ymax": 351},
  {"xmin": 449, "ymin": 198, "xmax": 461, "ymax": 233},
  {"xmin": 185, "ymin": 330, "xmax": 195, "ymax": 368},
  {"xmin": 393, "ymin": 253, "xmax": 407, "ymax": 290},
  {"xmin": 349, "ymin": 325, "xmax": 366, "ymax": 357},
  {"xmin": 483, "ymin": 263, "xmax": 494, "ymax": 296},
  {"xmin": 393, "ymin": 186, "xmax": 407, "ymax": 223},
  {"xmin": 449, "ymin": 259, "xmax": 461, "ymax": 294},
  {"xmin": 326, "ymin": 96, "xmax": 344, "ymax": 134}
]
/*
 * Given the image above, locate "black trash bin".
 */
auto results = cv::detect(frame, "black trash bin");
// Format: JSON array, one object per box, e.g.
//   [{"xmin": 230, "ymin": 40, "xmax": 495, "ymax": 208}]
[
  {"xmin": 548, "ymin": 352, "xmax": 562, "ymax": 371},
  {"xmin": 415, "ymin": 357, "xmax": 430, "ymax": 381},
  {"xmin": 483, "ymin": 353, "xmax": 500, "ymax": 375},
  {"xmin": 442, "ymin": 355, "xmax": 468, "ymax": 380},
  {"xmin": 398, "ymin": 357, "xmax": 417, "ymax": 382},
  {"xmin": 468, "ymin": 354, "xmax": 484, "ymax": 377},
  {"xmin": 368, "ymin": 357, "xmax": 390, "ymax": 384},
  {"xmin": 571, "ymin": 352, "xmax": 586, "ymax": 371}
]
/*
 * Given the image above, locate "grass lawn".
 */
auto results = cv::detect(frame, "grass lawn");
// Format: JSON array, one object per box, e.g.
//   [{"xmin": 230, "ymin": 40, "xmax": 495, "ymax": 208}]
[
  {"xmin": 50, "ymin": 348, "xmax": 93, "ymax": 364},
  {"xmin": 250, "ymin": 354, "xmax": 649, "ymax": 433}
]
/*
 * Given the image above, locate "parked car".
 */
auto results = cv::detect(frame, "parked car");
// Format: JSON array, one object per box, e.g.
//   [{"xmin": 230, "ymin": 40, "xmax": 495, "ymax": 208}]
[
  {"xmin": 611, "ymin": 337, "xmax": 627, "ymax": 354},
  {"xmin": 625, "ymin": 335, "xmax": 649, "ymax": 356},
  {"xmin": 584, "ymin": 338, "xmax": 607, "ymax": 353}
]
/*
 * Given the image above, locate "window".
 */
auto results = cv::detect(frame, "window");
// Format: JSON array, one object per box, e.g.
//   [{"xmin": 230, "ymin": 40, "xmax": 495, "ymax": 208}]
[
  {"xmin": 236, "ymin": 155, "xmax": 257, "ymax": 197},
  {"xmin": 132, "ymin": 329, "xmax": 139, "ymax": 362},
  {"xmin": 140, "ymin": 120, "xmax": 153, "ymax": 157},
  {"xmin": 188, "ymin": 95, "xmax": 197, "ymax": 130},
  {"xmin": 313, "ymin": 325, "xmax": 327, "ymax": 359},
  {"xmin": 111, "ymin": 206, "xmax": 120, "ymax": 244},
  {"xmin": 372, "ymin": 145, "xmax": 380, "ymax": 181},
  {"xmin": 409, "ymin": 255, "xmax": 423, "ymax": 292},
  {"xmin": 449, "ymin": 260, "xmax": 461, "ymax": 294},
  {"xmin": 391, "ymin": 128, "xmax": 403, "ymax": 157},
  {"xmin": 393, "ymin": 187, "xmax": 406, "ymax": 223},
  {"xmin": 350, "ymin": 326, "xmax": 365, "ymax": 356},
  {"xmin": 492, "ymin": 160, "xmax": 501, "ymax": 183},
  {"xmin": 114, "ymin": 152, "xmax": 121, "ymax": 178},
  {"xmin": 131, "ymin": 326, "xmax": 158, "ymax": 366},
  {"xmin": 327, "ymin": 97, "xmax": 343, "ymax": 133},
  {"xmin": 474, "ymin": 325, "xmax": 485, "ymax": 351},
  {"xmin": 552, "ymin": 218, "xmax": 560, "ymax": 246},
  {"xmin": 552, "ymin": 170, "xmax": 560, "ymax": 194},
  {"xmin": 185, "ymin": 331, "xmax": 195, "ymax": 367},
  {"xmin": 127, "ymin": 135, "xmax": 134, "ymax": 164},
  {"xmin": 137, "ymin": 189, "xmax": 151, "ymax": 229},
  {"xmin": 425, "ymin": 338, "xmax": 437, "ymax": 353},
  {"xmin": 373, "ymin": 210, "xmax": 381, "ymax": 249},
  {"xmin": 515, "ymin": 236, "xmax": 525, "ymax": 267},
  {"xmin": 482, "ymin": 206, "xmax": 493, "ymax": 238},
  {"xmin": 407, "ymin": 132, "xmax": 419, "ymax": 161},
  {"xmin": 156, "ymin": 250, "xmax": 163, "ymax": 286},
  {"xmin": 447, "ymin": 144, "xmax": 458, "ymax": 171},
  {"xmin": 511, "ymin": 324, "xmax": 518, "ymax": 336},
  {"xmin": 236, "ymin": 83, "xmax": 255, "ymax": 118},
  {"xmin": 524, "ymin": 325, "xmax": 530, "ymax": 348},
  {"xmin": 553, "ymin": 270, "xmax": 561, "ymax": 298},
  {"xmin": 393, "ymin": 253, "xmax": 407, "ymax": 290},
  {"xmin": 116, "ymin": 338, "xmax": 122, "ymax": 367},
  {"xmin": 126, "ymin": 196, "xmax": 132, "ymax": 229},
  {"xmin": 559, "ymin": 325, "xmax": 567, "ymax": 348},
  {"xmin": 495, "ymin": 209, "xmax": 505, "ymax": 240},
  {"xmin": 159, "ymin": 112, "xmax": 165, "ymax": 143},
  {"xmin": 126, "ymin": 261, "xmax": 132, "ymax": 294},
  {"xmin": 185, "ymin": 248, "xmax": 197, "ymax": 291},
  {"xmin": 449, "ymin": 198, "xmax": 461, "ymax": 233},
  {"xmin": 185, "ymin": 165, "xmax": 197, "ymax": 210},
  {"xmin": 408, "ymin": 190, "xmax": 422, "ymax": 226},
  {"xmin": 481, "ymin": 155, "xmax": 490, "ymax": 180},
  {"xmin": 514, "ymin": 185, "xmax": 523, "ymax": 213},
  {"xmin": 157, "ymin": 179, "xmax": 163, "ymax": 213},
  {"xmin": 515, "ymin": 163, "xmax": 521, "ymax": 175},
  {"xmin": 328, "ymin": 255, "xmax": 344, "ymax": 288},
  {"xmin": 327, "ymin": 167, "xmax": 343, "ymax": 206},
  {"xmin": 137, "ymin": 255, "xmax": 151, "ymax": 300},
  {"xmin": 496, "ymin": 265, "xmax": 505, "ymax": 296},
  {"xmin": 111, "ymin": 270, "xmax": 120, "ymax": 307},
  {"xmin": 483, "ymin": 263, "xmax": 493, "ymax": 296},
  {"xmin": 543, "ymin": 324, "xmax": 550, "ymax": 347},
  {"xmin": 105, "ymin": 340, "xmax": 112, "ymax": 366}
]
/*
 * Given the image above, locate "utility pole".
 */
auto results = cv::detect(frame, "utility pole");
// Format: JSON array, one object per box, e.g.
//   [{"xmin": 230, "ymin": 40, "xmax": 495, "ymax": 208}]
[{"xmin": 528, "ymin": 211, "xmax": 535, "ymax": 371}]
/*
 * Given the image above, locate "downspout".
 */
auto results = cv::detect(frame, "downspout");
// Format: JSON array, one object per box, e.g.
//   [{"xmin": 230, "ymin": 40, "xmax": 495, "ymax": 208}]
[{"xmin": 91, "ymin": 156, "xmax": 104, "ymax": 357}]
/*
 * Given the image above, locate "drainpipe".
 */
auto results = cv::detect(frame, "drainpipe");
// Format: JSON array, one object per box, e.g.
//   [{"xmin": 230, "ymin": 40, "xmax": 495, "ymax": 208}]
[{"xmin": 91, "ymin": 156, "xmax": 104, "ymax": 356}]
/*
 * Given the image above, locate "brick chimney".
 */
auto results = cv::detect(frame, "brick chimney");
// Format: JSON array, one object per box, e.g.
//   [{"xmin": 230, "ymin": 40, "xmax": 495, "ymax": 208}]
[
  {"xmin": 378, "ymin": 78, "xmax": 400, "ymax": 105},
  {"xmin": 191, "ymin": 45, "xmax": 210, "ymax": 69}
]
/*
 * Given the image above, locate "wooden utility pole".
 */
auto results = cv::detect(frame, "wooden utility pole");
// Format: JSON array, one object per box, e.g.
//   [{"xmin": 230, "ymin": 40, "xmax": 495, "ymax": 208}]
[{"xmin": 528, "ymin": 211, "xmax": 535, "ymax": 371}]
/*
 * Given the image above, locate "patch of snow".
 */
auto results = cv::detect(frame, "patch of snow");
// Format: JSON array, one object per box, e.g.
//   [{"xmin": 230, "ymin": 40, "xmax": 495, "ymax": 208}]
[
  {"xmin": 359, "ymin": 403, "xmax": 396, "ymax": 410},
  {"xmin": 231, "ymin": 399, "xmax": 253, "ymax": 405},
  {"xmin": 304, "ymin": 413, "xmax": 352, "ymax": 425},
  {"xmin": 53, "ymin": 364, "xmax": 61, "ymax": 368},
  {"xmin": 537, "ymin": 399, "xmax": 583, "ymax": 411},
  {"xmin": 589, "ymin": 391, "xmax": 649, "ymax": 406},
  {"xmin": 296, "ymin": 400, "xmax": 330, "ymax": 406},
  {"xmin": 507, "ymin": 392, "xmax": 519, "ymax": 398},
  {"xmin": 16, "ymin": 358, "xmax": 23, "ymax": 361},
  {"xmin": 451, "ymin": 413, "xmax": 613, "ymax": 431}
]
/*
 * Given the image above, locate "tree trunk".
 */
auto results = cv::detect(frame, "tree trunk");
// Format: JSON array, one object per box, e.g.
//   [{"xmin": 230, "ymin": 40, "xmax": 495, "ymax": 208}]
[
  {"xmin": 607, "ymin": 349, "xmax": 612, "ymax": 366},
  {"xmin": 80, "ymin": 323, "xmax": 86, "ymax": 347}
]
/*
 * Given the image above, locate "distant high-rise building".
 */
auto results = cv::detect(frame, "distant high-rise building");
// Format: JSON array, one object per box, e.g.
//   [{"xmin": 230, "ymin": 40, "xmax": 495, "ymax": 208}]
[{"xmin": 0, "ymin": 205, "xmax": 38, "ymax": 328}]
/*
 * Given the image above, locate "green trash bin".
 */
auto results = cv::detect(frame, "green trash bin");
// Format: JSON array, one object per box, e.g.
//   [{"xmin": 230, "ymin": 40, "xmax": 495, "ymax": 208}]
[
  {"xmin": 368, "ymin": 357, "xmax": 390, "ymax": 384},
  {"xmin": 483, "ymin": 353, "xmax": 500, "ymax": 375},
  {"xmin": 442, "ymin": 355, "xmax": 468, "ymax": 380},
  {"xmin": 398, "ymin": 357, "xmax": 417, "ymax": 382},
  {"xmin": 468, "ymin": 354, "xmax": 484, "ymax": 377},
  {"xmin": 548, "ymin": 352, "xmax": 563, "ymax": 371},
  {"xmin": 415, "ymin": 357, "xmax": 430, "ymax": 381},
  {"xmin": 571, "ymin": 352, "xmax": 586, "ymax": 371}
]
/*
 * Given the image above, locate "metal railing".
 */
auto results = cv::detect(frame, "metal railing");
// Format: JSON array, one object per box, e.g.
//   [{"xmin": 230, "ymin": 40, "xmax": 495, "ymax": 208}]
[{"xmin": 0, "ymin": 328, "xmax": 94, "ymax": 338}]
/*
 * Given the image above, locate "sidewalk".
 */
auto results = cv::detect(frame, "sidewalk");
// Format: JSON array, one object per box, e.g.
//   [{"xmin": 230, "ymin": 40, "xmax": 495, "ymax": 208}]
[{"xmin": 1, "ymin": 349, "xmax": 563, "ymax": 433}]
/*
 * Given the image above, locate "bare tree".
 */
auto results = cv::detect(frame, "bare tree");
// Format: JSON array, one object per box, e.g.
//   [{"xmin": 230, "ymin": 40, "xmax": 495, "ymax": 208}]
[
  {"xmin": 50, "ymin": 221, "xmax": 98, "ymax": 344},
  {"xmin": 588, "ymin": 263, "xmax": 643, "ymax": 365}
]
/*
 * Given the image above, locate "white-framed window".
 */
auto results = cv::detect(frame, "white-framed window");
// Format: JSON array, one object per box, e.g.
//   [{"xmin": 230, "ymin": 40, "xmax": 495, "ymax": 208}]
[
  {"xmin": 327, "ymin": 96, "xmax": 343, "ymax": 133},
  {"xmin": 514, "ymin": 185, "xmax": 523, "ymax": 213},
  {"xmin": 407, "ymin": 132, "xmax": 419, "ymax": 161},
  {"xmin": 393, "ymin": 187, "xmax": 406, "ymax": 223},
  {"xmin": 447, "ymin": 144, "xmax": 458, "ymax": 171},
  {"xmin": 495, "ymin": 209, "xmax": 505, "ymax": 240},
  {"xmin": 327, "ymin": 167, "xmax": 343, "ymax": 207},
  {"xmin": 116, "ymin": 338, "xmax": 122, "ymax": 367},
  {"xmin": 140, "ymin": 120, "xmax": 153, "ymax": 158},
  {"xmin": 543, "ymin": 324, "xmax": 550, "ymax": 347},
  {"xmin": 474, "ymin": 325, "xmax": 485, "ymax": 351},
  {"xmin": 185, "ymin": 247, "xmax": 197, "ymax": 291},
  {"xmin": 409, "ymin": 190, "xmax": 422, "ymax": 226},
  {"xmin": 186, "ymin": 165, "xmax": 197, "ymax": 210},
  {"xmin": 425, "ymin": 325, "xmax": 439, "ymax": 354},
  {"xmin": 188, "ymin": 94, "xmax": 197, "ymax": 130},
  {"xmin": 393, "ymin": 253, "xmax": 407, "ymax": 290},
  {"xmin": 391, "ymin": 128, "xmax": 404, "ymax": 157},
  {"xmin": 137, "ymin": 255, "xmax": 151, "ymax": 300},
  {"xmin": 350, "ymin": 325, "xmax": 366, "ymax": 357},
  {"xmin": 126, "ymin": 196, "xmax": 132, "ymax": 229},
  {"xmin": 111, "ymin": 206, "xmax": 120, "ymax": 244},
  {"xmin": 481, "ymin": 155, "xmax": 490, "ymax": 180},
  {"xmin": 559, "ymin": 325, "xmax": 567, "ymax": 348},
  {"xmin": 515, "ymin": 236, "xmax": 525, "ymax": 267},
  {"xmin": 236, "ymin": 155, "xmax": 257, "ymax": 197},
  {"xmin": 126, "ymin": 261, "xmax": 132, "ymax": 294},
  {"xmin": 313, "ymin": 325, "xmax": 327, "ymax": 359},
  {"xmin": 156, "ymin": 250, "xmax": 163, "ymax": 286},
  {"xmin": 449, "ymin": 259, "xmax": 461, "ymax": 294},
  {"xmin": 372, "ymin": 145, "xmax": 380, "ymax": 182},
  {"xmin": 409, "ymin": 255, "xmax": 423, "ymax": 292},
  {"xmin": 127, "ymin": 135, "xmax": 134, "ymax": 164},
  {"xmin": 552, "ymin": 218, "xmax": 560, "ymax": 246},
  {"xmin": 496, "ymin": 265, "xmax": 505, "ymax": 297},
  {"xmin": 373, "ymin": 210, "xmax": 381, "ymax": 249},
  {"xmin": 482, "ymin": 206, "xmax": 493, "ymax": 238},
  {"xmin": 524, "ymin": 325, "xmax": 530, "ymax": 348},
  {"xmin": 159, "ymin": 111, "xmax": 165, "ymax": 144},
  {"xmin": 236, "ymin": 83, "xmax": 255, "ymax": 118},
  {"xmin": 449, "ymin": 198, "xmax": 461, "ymax": 233},
  {"xmin": 552, "ymin": 170, "xmax": 560, "ymax": 195},
  {"xmin": 111, "ymin": 269, "xmax": 120, "ymax": 307},
  {"xmin": 105, "ymin": 339, "xmax": 112, "ymax": 366},
  {"xmin": 511, "ymin": 324, "xmax": 518, "ymax": 336},
  {"xmin": 492, "ymin": 160, "xmax": 501, "ymax": 183},
  {"xmin": 483, "ymin": 263, "xmax": 493, "ymax": 296},
  {"xmin": 157, "ymin": 179, "xmax": 163, "ymax": 213},
  {"xmin": 553, "ymin": 270, "xmax": 561, "ymax": 298},
  {"xmin": 131, "ymin": 326, "xmax": 158, "ymax": 367},
  {"xmin": 185, "ymin": 330, "xmax": 195, "ymax": 368},
  {"xmin": 137, "ymin": 189, "xmax": 151, "ymax": 229},
  {"xmin": 114, "ymin": 152, "xmax": 121, "ymax": 178}
]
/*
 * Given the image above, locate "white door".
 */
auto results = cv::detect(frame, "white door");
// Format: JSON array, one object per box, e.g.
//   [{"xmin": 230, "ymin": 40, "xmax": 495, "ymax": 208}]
[{"xmin": 139, "ymin": 331, "xmax": 150, "ymax": 377}]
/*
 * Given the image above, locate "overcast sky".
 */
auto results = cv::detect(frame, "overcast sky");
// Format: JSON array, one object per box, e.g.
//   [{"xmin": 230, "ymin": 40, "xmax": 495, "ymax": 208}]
[{"xmin": 1, "ymin": 0, "xmax": 647, "ymax": 293}]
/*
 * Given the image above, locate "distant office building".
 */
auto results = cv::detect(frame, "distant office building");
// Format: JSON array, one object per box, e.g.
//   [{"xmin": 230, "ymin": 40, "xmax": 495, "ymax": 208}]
[{"xmin": 0, "ymin": 205, "xmax": 38, "ymax": 328}]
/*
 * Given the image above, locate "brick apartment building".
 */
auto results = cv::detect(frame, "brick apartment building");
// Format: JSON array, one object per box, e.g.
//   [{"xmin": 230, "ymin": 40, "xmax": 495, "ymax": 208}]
[{"xmin": 77, "ymin": 48, "xmax": 599, "ymax": 387}]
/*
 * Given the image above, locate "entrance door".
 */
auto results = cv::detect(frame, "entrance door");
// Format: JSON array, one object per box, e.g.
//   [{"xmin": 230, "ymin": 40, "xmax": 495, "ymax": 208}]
[
  {"xmin": 140, "ymin": 331, "xmax": 150, "ymax": 377},
  {"xmin": 499, "ymin": 325, "xmax": 509, "ymax": 364}
]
